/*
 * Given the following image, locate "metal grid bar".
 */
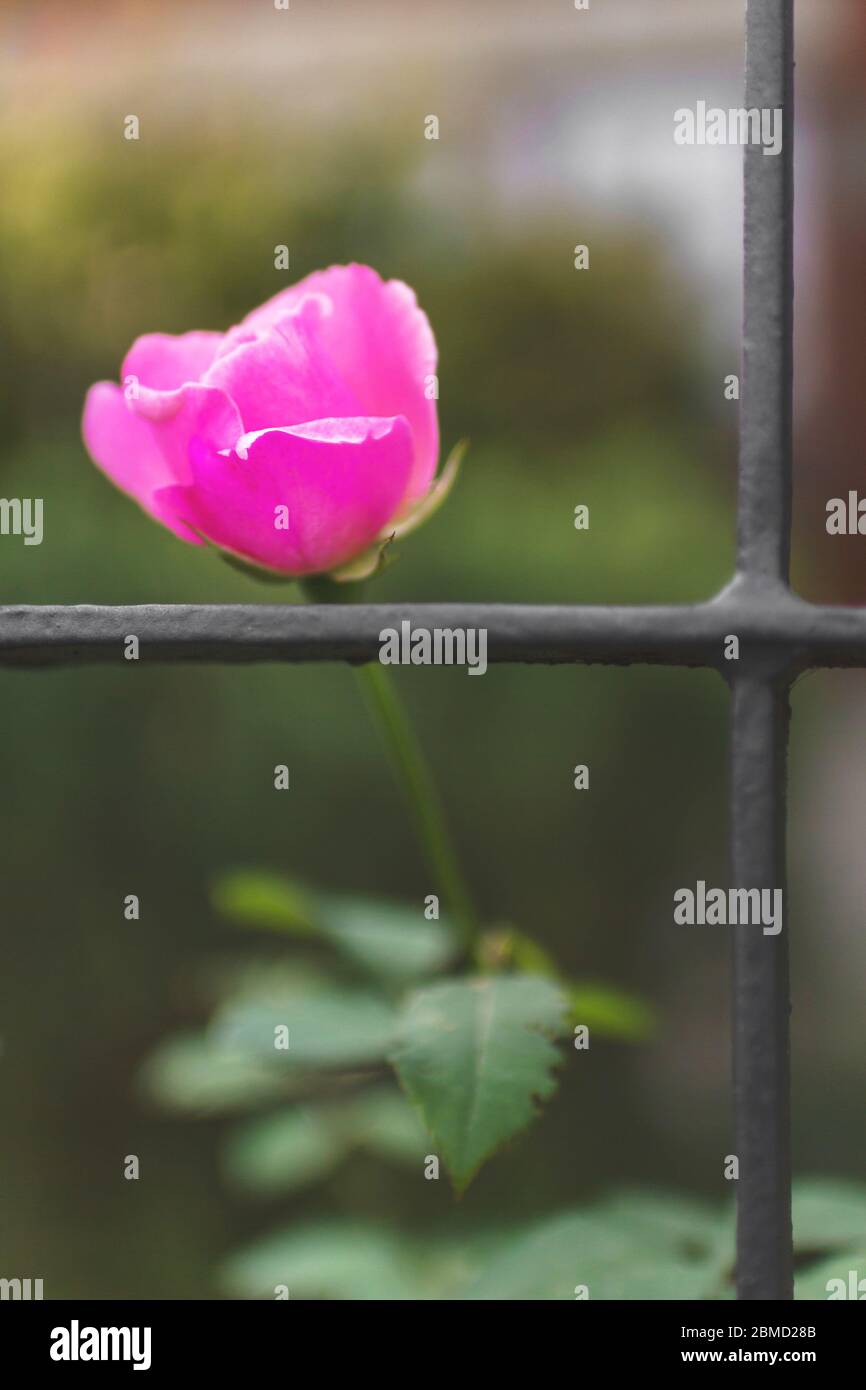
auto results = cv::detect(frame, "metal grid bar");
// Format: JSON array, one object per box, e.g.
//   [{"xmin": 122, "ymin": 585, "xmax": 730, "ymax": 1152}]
[
  {"xmin": 0, "ymin": 0, "xmax": 837, "ymax": 1302},
  {"xmin": 730, "ymin": 674, "xmax": 792, "ymax": 1300},
  {"xmin": 739, "ymin": 1, "xmax": 794, "ymax": 589},
  {"xmin": 730, "ymin": 0, "xmax": 796, "ymax": 1302},
  {"xmin": 3, "ymin": 592, "xmax": 866, "ymax": 671}
]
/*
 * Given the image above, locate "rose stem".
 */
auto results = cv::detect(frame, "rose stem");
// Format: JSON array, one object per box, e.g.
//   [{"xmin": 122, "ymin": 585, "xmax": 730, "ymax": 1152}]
[{"xmin": 354, "ymin": 662, "xmax": 479, "ymax": 951}]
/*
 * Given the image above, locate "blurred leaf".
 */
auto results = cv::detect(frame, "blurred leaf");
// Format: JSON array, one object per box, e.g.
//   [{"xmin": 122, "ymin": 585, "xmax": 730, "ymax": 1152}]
[
  {"xmin": 478, "ymin": 930, "xmax": 655, "ymax": 1043},
  {"xmin": 390, "ymin": 975, "xmax": 567, "ymax": 1191},
  {"xmin": 224, "ymin": 1088, "xmax": 431, "ymax": 1197},
  {"xmin": 707, "ymin": 1177, "xmax": 866, "ymax": 1285},
  {"xmin": 795, "ymin": 1250, "xmax": 866, "ymax": 1301},
  {"xmin": 222, "ymin": 1222, "xmax": 420, "ymax": 1301},
  {"xmin": 463, "ymin": 1206, "xmax": 726, "ymax": 1301},
  {"xmin": 412, "ymin": 1240, "xmax": 500, "ymax": 1301},
  {"xmin": 594, "ymin": 1191, "xmax": 725, "ymax": 1254},
  {"xmin": 501, "ymin": 928, "xmax": 559, "ymax": 977},
  {"xmin": 322, "ymin": 896, "xmax": 459, "ymax": 983},
  {"xmin": 347, "ymin": 1087, "xmax": 429, "ymax": 1165},
  {"xmin": 210, "ymin": 870, "xmax": 316, "ymax": 934},
  {"xmin": 567, "ymin": 982, "xmax": 657, "ymax": 1041},
  {"xmin": 138, "ymin": 1033, "xmax": 290, "ymax": 1117},
  {"xmin": 214, "ymin": 986, "xmax": 398, "ymax": 1068},
  {"xmin": 196, "ymin": 957, "xmax": 332, "ymax": 1010},
  {"xmin": 212, "ymin": 870, "xmax": 459, "ymax": 984},
  {"xmin": 222, "ymin": 1107, "xmax": 346, "ymax": 1197},
  {"xmin": 792, "ymin": 1179, "xmax": 866, "ymax": 1253}
]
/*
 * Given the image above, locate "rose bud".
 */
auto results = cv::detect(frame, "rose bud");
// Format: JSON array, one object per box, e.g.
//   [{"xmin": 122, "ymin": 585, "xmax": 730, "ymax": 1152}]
[{"xmin": 83, "ymin": 264, "xmax": 460, "ymax": 581}]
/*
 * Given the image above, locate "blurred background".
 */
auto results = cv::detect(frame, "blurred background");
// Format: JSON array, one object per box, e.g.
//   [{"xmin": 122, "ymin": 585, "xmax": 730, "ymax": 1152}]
[{"xmin": 0, "ymin": 0, "xmax": 865, "ymax": 1297}]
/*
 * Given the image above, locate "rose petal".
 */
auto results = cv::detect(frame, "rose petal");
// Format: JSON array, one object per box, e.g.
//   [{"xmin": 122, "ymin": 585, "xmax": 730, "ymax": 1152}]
[
  {"xmin": 82, "ymin": 381, "xmax": 201, "ymax": 540},
  {"xmin": 202, "ymin": 295, "xmax": 361, "ymax": 433},
  {"xmin": 153, "ymin": 415, "xmax": 413, "ymax": 575},
  {"xmin": 121, "ymin": 330, "xmax": 223, "ymax": 392},
  {"xmin": 244, "ymin": 265, "xmax": 438, "ymax": 502},
  {"xmin": 129, "ymin": 381, "xmax": 244, "ymax": 479}
]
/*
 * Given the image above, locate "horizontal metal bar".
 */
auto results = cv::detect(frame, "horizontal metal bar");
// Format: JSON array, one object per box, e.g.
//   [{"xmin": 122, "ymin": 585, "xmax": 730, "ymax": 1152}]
[{"xmin": 0, "ymin": 586, "xmax": 863, "ymax": 671}]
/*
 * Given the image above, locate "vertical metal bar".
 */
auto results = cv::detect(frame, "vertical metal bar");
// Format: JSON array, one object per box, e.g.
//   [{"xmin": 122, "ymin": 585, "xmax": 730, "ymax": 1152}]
[
  {"xmin": 730, "ymin": 675, "xmax": 792, "ymax": 1299},
  {"xmin": 738, "ymin": 0, "xmax": 794, "ymax": 586},
  {"xmin": 732, "ymin": 0, "xmax": 795, "ymax": 1300}
]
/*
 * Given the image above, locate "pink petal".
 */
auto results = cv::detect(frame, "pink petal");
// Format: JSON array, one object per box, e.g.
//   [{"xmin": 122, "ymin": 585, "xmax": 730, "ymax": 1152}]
[
  {"xmin": 202, "ymin": 295, "xmax": 361, "ymax": 433},
  {"xmin": 153, "ymin": 415, "xmax": 414, "ymax": 576},
  {"xmin": 121, "ymin": 331, "xmax": 223, "ymax": 392},
  {"xmin": 244, "ymin": 265, "xmax": 438, "ymax": 503},
  {"xmin": 129, "ymin": 381, "xmax": 244, "ymax": 480},
  {"xmin": 82, "ymin": 381, "xmax": 201, "ymax": 541}
]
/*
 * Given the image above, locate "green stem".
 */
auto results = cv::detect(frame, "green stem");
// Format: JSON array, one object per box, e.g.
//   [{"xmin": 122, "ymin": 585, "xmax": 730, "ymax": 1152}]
[{"xmin": 355, "ymin": 662, "xmax": 479, "ymax": 950}]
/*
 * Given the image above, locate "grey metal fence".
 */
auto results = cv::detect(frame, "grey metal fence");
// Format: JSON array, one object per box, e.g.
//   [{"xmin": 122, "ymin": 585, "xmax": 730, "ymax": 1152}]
[{"xmin": 1, "ymin": 1, "xmax": 846, "ymax": 1300}]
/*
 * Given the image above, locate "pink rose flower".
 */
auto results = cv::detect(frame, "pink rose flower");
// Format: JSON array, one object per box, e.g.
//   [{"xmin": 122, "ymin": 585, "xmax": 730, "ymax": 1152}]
[{"xmin": 82, "ymin": 264, "xmax": 452, "ymax": 579}]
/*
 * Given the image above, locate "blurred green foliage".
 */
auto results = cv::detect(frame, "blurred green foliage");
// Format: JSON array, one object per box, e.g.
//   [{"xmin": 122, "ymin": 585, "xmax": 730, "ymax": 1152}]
[
  {"xmin": 218, "ymin": 1178, "xmax": 866, "ymax": 1301},
  {"xmin": 145, "ymin": 878, "xmax": 866, "ymax": 1299},
  {"xmin": 146, "ymin": 868, "xmax": 648, "ymax": 1193}
]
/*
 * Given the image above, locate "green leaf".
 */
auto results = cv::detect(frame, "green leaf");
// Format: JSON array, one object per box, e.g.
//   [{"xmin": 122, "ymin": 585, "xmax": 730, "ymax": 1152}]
[
  {"xmin": 567, "ymin": 982, "xmax": 657, "ymax": 1040},
  {"xmin": 221, "ymin": 1222, "xmax": 420, "ymax": 1301},
  {"xmin": 222, "ymin": 1107, "xmax": 347, "ymax": 1196},
  {"xmin": 478, "ymin": 929, "xmax": 655, "ymax": 1042},
  {"xmin": 676, "ymin": 1178, "xmax": 866, "ymax": 1294},
  {"xmin": 210, "ymin": 870, "xmax": 316, "ymax": 934},
  {"xmin": 594, "ymin": 1191, "xmax": 726, "ymax": 1254},
  {"xmin": 464, "ymin": 1205, "xmax": 726, "ymax": 1301},
  {"xmin": 214, "ymin": 986, "xmax": 398, "ymax": 1068},
  {"xmin": 347, "ymin": 1087, "xmax": 429, "ymax": 1165},
  {"xmin": 795, "ymin": 1249, "xmax": 866, "ymax": 1301},
  {"xmin": 322, "ymin": 896, "xmax": 459, "ymax": 983},
  {"xmin": 212, "ymin": 870, "xmax": 459, "ymax": 983},
  {"xmin": 138, "ymin": 1033, "xmax": 291, "ymax": 1116},
  {"xmin": 497, "ymin": 928, "xmax": 559, "ymax": 976},
  {"xmin": 792, "ymin": 1179, "xmax": 866, "ymax": 1253},
  {"xmin": 390, "ymin": 975, "xmax": 567, "ymax": 1191},
  {"xmin": 198, "ymin": 957, "xmax": 332, "ymax": 1009},
  {"xmin": 224, "ymin": 1088, "xmax": 431, "ymax": 1196}
]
